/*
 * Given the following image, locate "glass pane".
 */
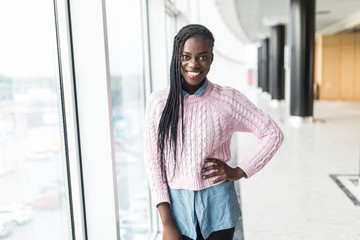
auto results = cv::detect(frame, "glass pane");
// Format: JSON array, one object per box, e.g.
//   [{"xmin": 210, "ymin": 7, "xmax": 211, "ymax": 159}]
[
  {"xmin": 105, "ymin": 0, "xmax": 151, "ymax": 239},
  {"xmin": 0, "ymin": 1, "xmax": 72, "ymax": 240},
  {"xmin": 165, "ymin": 12, "xmax": 176, "ymax": 76}
]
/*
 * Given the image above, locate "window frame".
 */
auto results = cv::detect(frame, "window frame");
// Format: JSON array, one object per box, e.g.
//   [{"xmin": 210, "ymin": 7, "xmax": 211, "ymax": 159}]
[
  {"xmin": 56, "ymin": 0, "xmax": 120, "ymax": 239},
  {"xmin": 53, "ymin": 0, "xmax": 89, "ymax": 239}
]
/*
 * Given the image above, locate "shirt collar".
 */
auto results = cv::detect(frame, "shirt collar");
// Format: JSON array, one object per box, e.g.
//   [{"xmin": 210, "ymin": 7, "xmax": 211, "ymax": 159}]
[{"xmin": 182, "ymin": 79, "xmax": 208, "ymax": 98}]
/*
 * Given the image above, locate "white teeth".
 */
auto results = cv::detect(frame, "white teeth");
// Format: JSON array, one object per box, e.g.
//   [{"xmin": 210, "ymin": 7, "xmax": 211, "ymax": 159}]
[{"xmin": 187, "ymin": 71, "xmax": 200, "ymax": 76}]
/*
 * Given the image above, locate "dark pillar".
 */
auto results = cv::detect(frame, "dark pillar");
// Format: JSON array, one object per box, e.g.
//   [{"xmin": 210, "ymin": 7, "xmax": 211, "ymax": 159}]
[
  {"xmin": 290, "ymin": 0, "xmax": 315, "ymax": 117},
  {"xmin": 257, "ymin": 46, "xmax": 262, "ymax": 89},
  {"xmin": 261, "ymin": 38, "xmax": 270, "ymax": 93},
  {"xmin": 270, "ymin": 24, "xmax": 285, "ymax": 100}
]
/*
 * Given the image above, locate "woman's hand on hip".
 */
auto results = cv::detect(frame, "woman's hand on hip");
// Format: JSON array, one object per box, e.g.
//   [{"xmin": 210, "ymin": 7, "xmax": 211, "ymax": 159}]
[{"xmin": 201, "ymin": 158, "xmax": 246, "ymax": 184}]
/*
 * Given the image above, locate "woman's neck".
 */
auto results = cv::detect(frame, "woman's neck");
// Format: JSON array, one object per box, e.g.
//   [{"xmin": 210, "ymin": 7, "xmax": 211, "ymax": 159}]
[{"xmin": 182, "ymin": 79, "xmax": 206, "ymax": 95}]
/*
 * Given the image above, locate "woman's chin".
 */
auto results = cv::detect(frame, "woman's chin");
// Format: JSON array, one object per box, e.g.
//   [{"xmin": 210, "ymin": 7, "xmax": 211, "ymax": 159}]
[{"xmin": 183, "ymin": 77, "xmax": 205, "ymax": 86}]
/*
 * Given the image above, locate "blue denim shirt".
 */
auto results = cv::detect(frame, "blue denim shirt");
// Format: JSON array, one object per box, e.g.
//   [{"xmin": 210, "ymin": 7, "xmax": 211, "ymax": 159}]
[
  {"xmin": 182, "ymin": 78, "xmax": 208, "ymax": 98},
  {"xmin": 169, "ymin": 181, "xmax": 241, "ymax": 239}
]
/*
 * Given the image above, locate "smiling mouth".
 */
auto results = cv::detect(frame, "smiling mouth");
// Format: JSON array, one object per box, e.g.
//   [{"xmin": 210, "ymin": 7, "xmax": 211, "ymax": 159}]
[{"xmin": 186, "ymin": 71, "xmax": 202, "ymax": 78}]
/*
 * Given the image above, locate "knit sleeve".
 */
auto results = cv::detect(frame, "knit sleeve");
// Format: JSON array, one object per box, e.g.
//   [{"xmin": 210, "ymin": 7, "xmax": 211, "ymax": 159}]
[
  {"xmin": 144, "ymin": 93, "xmax": 171, "ymax": 207},
  {"xmin": 227, "ymin": 89, "xmax": 284, "ymax": 178}
]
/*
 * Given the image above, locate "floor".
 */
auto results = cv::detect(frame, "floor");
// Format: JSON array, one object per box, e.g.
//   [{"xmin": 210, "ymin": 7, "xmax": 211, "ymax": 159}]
[{"xmin": 234, "ymin": 89, "xmax": 360, "ymax": 240}]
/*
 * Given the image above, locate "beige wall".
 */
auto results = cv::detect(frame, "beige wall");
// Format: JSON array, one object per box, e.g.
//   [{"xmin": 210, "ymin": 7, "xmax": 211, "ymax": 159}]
[{"xmin": 315, "ymin": 33, "xmax": 360, "ymax": 100}]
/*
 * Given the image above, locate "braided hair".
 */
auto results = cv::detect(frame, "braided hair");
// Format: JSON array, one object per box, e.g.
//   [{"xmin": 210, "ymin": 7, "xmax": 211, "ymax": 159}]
[{"xmin": 157, "ymin": 24, "xmax": 215, "ymax": 181}]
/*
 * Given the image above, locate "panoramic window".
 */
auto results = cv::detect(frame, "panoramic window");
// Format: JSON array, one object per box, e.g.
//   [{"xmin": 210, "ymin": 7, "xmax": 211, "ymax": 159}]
[
  {"xmin": 105, "ymin": 0, "xmax": 151, "ymax": 239},
  {"xmin": 0, "ymin": 1, "xmax": 72, "ymax": 240}
]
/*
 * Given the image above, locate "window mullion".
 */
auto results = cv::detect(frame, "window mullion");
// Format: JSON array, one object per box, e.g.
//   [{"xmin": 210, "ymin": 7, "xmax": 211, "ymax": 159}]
[{"xmin": 66, "ymin": 0, "xmax": 120, "ymax": 239}]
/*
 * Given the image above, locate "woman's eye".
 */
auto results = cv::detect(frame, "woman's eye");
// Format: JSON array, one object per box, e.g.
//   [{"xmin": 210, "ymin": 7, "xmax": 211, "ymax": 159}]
[
  {"xmin": 199, "ymin": 56, "xmax": 207, "ymax": 61},
  {"xmin": 182, "ymin": 55, "xmax": 190, "ymax": 60}
]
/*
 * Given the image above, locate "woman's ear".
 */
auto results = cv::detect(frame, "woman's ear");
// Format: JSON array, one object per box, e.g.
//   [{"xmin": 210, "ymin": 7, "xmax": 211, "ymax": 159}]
[{"xmin": 211, "ymin": 53, "xmax": 214, "ymax": 63}]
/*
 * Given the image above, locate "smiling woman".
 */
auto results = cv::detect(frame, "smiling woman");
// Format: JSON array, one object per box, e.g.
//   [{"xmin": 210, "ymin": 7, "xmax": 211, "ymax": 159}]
[
  {"xmin": 145, "ymin": 24, "xmax": 283, "ymax": 240},
  {"xmin": 145, "ymin": 24, "xmax": 284, "ymax": 240}
]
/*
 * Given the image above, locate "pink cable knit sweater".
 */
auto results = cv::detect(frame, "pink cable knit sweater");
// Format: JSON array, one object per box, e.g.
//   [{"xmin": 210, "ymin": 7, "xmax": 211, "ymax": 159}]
[{"xmin": 145, "ymin": 81, "xmax": 284, "ymax": 207}]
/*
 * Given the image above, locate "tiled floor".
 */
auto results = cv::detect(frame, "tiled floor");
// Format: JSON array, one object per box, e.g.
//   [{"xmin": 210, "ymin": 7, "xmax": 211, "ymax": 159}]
[{"xmin": 235, "ymin": 89, "xmax": 360, "ymax": 240}]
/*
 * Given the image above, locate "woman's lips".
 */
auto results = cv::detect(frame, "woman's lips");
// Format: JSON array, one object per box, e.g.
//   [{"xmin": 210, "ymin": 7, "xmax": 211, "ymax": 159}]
[{"xmin": 186, "ymin": 71, "xmax": 202, "ymax": 78}]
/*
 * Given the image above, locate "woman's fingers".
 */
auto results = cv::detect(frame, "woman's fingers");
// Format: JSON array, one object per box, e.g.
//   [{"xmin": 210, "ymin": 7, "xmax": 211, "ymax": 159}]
[
  {"xmin": 201, "ymin": 164, "xmax": 221, "ymax": 172},
  {"xmin": 205, "ymin": 158, "xmax": 224, "ymax": 165},
  {"xmin": 202, "ymin": 159, "xmax": 226, "ymax": 183},
  {"xmin": 201, "ymin": 158, "xmax": 245, "ymax": 183},
  {"xmin": 202, "ymin": 171, "xmax": 226, "ymax": 184},
  {"xmin": 202, "ymin": 158, "xmax": 240, "ymax": 183},
  {"xmin": 202, "ymin": 170, "xmax": 222, "ymax": 179},
  {"xmin": 212, "ymin": 176, "xmax": 226, "ymax": 184},
  {"xmin": 201, "ymin": 158, "xmax": 224, "ymax": 173}
]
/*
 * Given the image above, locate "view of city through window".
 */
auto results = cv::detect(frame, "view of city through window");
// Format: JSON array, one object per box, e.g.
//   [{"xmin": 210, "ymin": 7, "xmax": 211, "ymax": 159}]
[
  {"xmin": 0, "ymin": 1, "xmax": 72, "ymax": 239},
  {"xmin": 106, "ymin": 0, "xmax": 151, "ymax": 239}
]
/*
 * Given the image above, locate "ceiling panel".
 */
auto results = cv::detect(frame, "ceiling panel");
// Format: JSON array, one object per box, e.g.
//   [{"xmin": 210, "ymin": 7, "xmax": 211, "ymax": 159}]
[{"xmin": 217, "ymin": 0, "xmax": 360, "ymax": 43}]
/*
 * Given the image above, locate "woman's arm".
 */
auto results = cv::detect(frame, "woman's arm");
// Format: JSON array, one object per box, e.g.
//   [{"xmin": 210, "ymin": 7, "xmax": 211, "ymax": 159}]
[
  {"xmin": 144, "ymin": 94, "xmax": 171, "ymax": 206},
  {"xmin": 204, "ymin": 88, "xmax": 283, "ymax": 180},
  {"xmin": 157, "ymin": 203, "xmax": 182, "ymax": 240},
  {"xmin": 145, "ymin": 94, "xmax": 182, "ymax": 238},
  {"xmin": 231, "ymin": 90, "xmax": 284, "ymax": 178}
]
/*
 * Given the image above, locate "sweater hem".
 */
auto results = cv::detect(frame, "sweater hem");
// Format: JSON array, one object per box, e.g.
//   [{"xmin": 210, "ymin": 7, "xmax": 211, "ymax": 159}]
[{"xmin": 168, "ymin": 177, "xmax": 226, "ymax": 191}]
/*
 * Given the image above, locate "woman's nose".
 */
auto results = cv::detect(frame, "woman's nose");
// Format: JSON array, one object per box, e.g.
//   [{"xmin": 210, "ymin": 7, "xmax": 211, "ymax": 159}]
[{"xmin": 188, "ymin": 58, "xmax": 199, "ymax": 67}]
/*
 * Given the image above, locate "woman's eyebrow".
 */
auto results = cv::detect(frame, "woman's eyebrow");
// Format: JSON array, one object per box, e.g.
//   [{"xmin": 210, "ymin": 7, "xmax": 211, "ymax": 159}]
[{"xmin": 182, "ymin": 51, "xmax": 211, "ymax": 55}]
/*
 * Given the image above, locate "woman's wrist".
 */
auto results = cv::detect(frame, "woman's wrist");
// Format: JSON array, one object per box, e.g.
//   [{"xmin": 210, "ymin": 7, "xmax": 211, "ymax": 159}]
[
  {"xmin": 233, "ymin": 167, "xmax": 246, "ymax": 180},
  {"xmin": 157, "ymin": 202, "xmax": 177, "ymax": 226},
  {"xmin": 162, "ymin": 217, "xmax": 177, "ymax": 227}
]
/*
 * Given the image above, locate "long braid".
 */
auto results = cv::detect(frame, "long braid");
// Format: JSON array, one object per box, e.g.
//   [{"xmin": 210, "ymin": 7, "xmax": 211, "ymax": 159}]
[{"xmin": 157, "ymin": 24, "xmax": 214, "ymax": 182}]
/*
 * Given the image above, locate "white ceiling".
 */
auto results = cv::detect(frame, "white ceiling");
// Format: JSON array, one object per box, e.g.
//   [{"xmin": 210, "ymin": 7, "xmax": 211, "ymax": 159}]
[{"xmin": 216, "ymin": 0, "xmax": 360, "ymax": 43}]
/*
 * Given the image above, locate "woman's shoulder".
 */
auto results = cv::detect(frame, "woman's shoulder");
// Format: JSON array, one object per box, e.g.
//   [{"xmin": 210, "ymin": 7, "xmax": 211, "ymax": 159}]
[
  {"xmin": 149, "ymin": 86, "xmax": 169, "ymax": 99},
  {"xmin": 210, "ymin": 82, "xmax": 244, "ymax": 99},
  {"xmin": 146, "ymin": 86, "xmax": 169, "ymax": 108}
]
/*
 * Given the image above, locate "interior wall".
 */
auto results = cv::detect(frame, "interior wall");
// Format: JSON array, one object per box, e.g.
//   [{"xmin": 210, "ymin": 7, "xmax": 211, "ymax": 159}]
[
  {"xmin": 187, "ymin": 0, "xmax": 249, "ymax": 91},
  {"xmin": 316, "ymin": 33, "xmax": 360, "ymax": 101}
]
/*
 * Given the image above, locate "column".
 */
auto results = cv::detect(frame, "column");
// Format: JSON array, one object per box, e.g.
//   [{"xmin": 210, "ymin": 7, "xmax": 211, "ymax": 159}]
[
  {"xmin": 261, "ymin": 38, "xmax": 270, "ymax": 93},
  {"xmin": 258, "ymin": 46, "xmax": 263, "ymax": 89},
  {"xmin": 290, "ymin": 0, "xmax": 315, "ymax": 117},
  {"xmin": 270, "ymin": 24, "xmax": 285, "ymax": 100}
]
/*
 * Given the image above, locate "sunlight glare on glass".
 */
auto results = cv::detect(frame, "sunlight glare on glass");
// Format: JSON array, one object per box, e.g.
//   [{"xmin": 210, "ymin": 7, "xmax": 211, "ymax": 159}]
[{"xmin": 0, "ymin": 0, "xmax": 57, "ymax": 78}]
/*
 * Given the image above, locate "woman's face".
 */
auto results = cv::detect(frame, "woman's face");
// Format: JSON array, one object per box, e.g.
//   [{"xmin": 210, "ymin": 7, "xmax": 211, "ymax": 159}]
[{"xmin": 180, "ymin": 36, "xmax": 213, "ymax": 86}]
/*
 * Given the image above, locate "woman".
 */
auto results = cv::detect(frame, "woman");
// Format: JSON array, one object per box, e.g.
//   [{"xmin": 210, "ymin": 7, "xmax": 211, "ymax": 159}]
[{"xmin": 145, "ymin": 24, "xmax": 284, "ymax": 240}]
